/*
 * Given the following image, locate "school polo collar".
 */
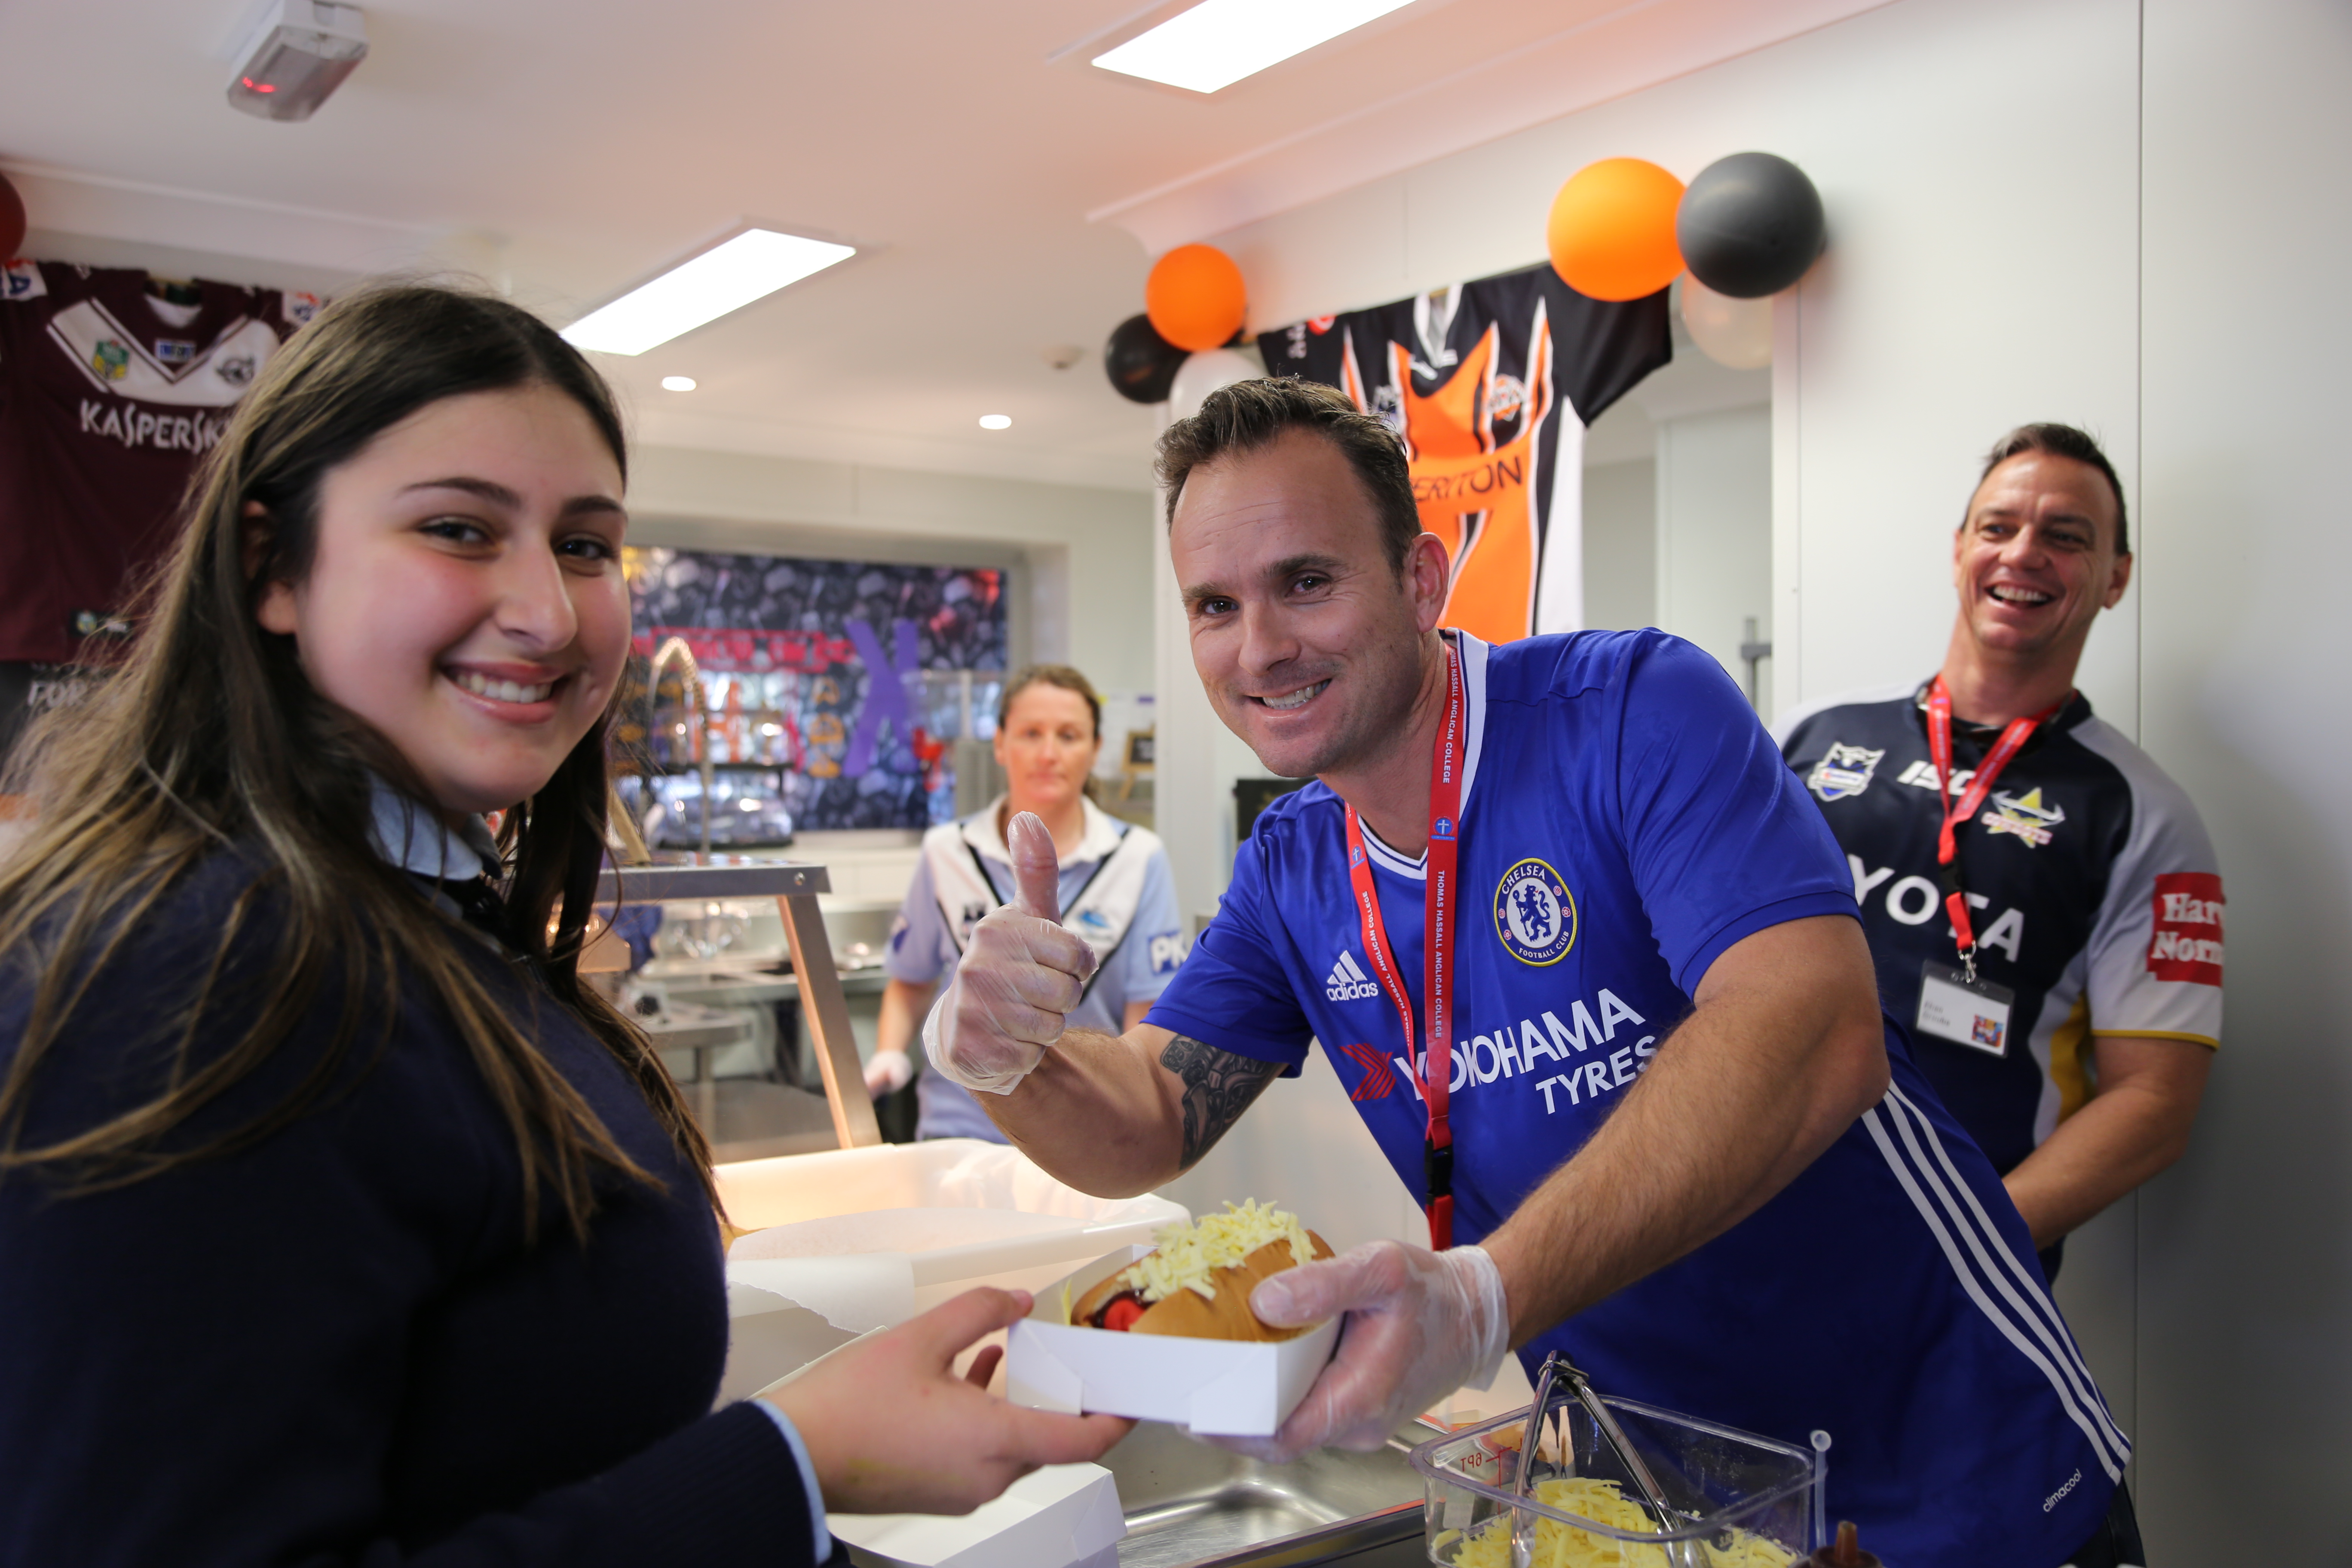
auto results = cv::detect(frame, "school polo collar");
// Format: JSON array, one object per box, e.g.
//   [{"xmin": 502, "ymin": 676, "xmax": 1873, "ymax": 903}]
[
  {"xmin": 367, "ymin": 777, "xmax": 499, "ymax": 883},
  {"xmin": 959, "ymin": 793, "xmax": 1128, "ymax": 870}
]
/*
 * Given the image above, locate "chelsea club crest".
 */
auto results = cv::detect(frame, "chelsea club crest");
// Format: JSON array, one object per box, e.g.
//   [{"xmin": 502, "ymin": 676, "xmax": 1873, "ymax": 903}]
[
  {"xmin": 1807, "ymin": 743, "xmax": 1886, "ymax": 802},
  {"xmin": 1494, "ymin": 858, "xmax": 1577, "ymax": 966}
]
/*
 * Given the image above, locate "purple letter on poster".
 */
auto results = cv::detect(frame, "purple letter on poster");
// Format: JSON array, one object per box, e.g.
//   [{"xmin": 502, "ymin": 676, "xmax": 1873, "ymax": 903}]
[{"xmin": 841, "ymin": 618, "xmax": 920, "ymax": 778}]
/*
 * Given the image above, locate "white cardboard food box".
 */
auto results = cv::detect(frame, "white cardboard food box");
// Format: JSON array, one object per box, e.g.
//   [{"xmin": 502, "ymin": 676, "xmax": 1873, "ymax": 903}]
[
  {"xmin": 828, "ymin": 1461, "xmax": 1124, "ymax": 1568},
  {"xmin": 1004, "ymin": 1244, "xmax": 1341, "ymax": 1437},
  {"xmin": 713, "ymin": 1143, "xmax": 1190, "ymax": 1403}
]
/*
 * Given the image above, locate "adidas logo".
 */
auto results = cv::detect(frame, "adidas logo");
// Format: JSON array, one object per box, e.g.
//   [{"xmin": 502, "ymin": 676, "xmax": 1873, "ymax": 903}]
[{"xmin": 1325, "ymin": 950, "xmax": 1381, "ymax": 1002}]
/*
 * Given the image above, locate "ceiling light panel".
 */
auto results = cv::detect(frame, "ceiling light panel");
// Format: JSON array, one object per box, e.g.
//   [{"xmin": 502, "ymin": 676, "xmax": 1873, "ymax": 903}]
[
  {"xmin": 562, "ymin": 228, "xmax": 855, "ymax": 356},
  {"xmin": 1092, "ymin": 0, "xmax": 1418, "ymax": 94}
]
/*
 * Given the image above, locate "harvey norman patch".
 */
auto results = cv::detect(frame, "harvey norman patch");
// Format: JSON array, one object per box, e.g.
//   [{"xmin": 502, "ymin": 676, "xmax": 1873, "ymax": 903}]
[
  {"xmin": 1494, "ymin": 858, "xmax": 1577, "ymax": 966},
  {"xmin": 2147, "ymin": 871, "xmax": 2224, "ymax": 985},
  {"xmin": 1807, "ymin": 743, "xmax": 1885, "ymax": 802}
]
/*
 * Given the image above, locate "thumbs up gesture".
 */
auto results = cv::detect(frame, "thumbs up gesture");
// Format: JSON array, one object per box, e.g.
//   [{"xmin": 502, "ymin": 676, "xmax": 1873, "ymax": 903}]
[{"xmin": 923, "ymin": 811, "xmax": 1101, "ymax": 1096}]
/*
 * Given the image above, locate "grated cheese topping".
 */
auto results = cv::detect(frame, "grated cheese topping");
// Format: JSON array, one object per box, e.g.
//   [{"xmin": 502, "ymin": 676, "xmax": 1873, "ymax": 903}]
[
  {"xmin": 1118, "ymin": 1199, "xmax": 1317, "ymax": 1304},
  {"xmin": 1436, "ymin": 1478, "xmax": 1797, "ymax": 1568}
]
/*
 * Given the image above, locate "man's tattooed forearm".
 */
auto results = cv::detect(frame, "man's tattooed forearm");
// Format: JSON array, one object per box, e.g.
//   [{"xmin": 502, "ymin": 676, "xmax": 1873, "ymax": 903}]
[{"xmin": 1159, "ymin": 1034, "xmax": 1283, "ymax": 1168}]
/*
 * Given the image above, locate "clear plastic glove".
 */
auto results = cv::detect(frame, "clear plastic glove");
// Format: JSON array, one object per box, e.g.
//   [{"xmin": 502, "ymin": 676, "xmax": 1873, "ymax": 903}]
[
  {"xmin": 763, "ymin": 1286, "xmax": 1133, "ymax": 1515},
  {"xmin": 1207, "ymin": 1241, "xmax": 1510, "ymax": 1463},
  {"xmin": 923, "ymin": 811, "xmax": 1097, "ymax": 1096},
  {"xmin": 863, "ymin": 1048, "xmax": 914, "ymax": 1097}
]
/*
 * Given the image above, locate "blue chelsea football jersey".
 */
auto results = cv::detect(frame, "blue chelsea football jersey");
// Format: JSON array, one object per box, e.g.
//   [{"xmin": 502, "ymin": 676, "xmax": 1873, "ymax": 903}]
[{"xmin": 1148, "ymin": 631, "xmax": 2126, "ymax": 1568}]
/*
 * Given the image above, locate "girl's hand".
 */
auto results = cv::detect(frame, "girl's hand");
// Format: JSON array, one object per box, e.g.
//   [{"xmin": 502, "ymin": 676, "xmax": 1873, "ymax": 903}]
[{"xmin": 762, "ymin": 1287, "xmax": 1133, "ymax": 1516}]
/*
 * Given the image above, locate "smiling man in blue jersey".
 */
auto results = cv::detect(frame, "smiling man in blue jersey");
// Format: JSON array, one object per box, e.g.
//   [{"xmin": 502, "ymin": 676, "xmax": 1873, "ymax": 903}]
[{"xmin": 921, "ymin": 380, "xmax": 2137, "ymax": 1568}]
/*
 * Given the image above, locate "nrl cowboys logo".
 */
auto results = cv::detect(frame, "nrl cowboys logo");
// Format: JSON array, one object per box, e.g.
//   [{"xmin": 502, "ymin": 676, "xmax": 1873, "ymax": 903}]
[
  {"xmin": 1807, "ymin": 743, "xmax": 1886, "ymax": 802},
  {"xmin": 1983, "ymin": 787, "xmax": 2064, "ymax": 848},
  {"xmin": 1494, "ymin": 858, "xmax": 1577, "ymax": 967}
]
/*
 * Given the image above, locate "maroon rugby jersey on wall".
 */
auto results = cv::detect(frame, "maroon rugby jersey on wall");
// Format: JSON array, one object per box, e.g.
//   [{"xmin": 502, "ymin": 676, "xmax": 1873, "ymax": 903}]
[{"xmin": 0, "ymin": 261, "xmax": 316, "ymax": 662}]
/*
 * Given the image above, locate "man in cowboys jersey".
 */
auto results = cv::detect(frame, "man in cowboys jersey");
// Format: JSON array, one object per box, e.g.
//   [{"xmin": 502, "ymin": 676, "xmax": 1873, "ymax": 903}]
[
  {"xmin": 921, "ymin": 381, "xmax": 2141, "ymax": 1568},
  {"xmin": 1776, "ymin": 425, "xmax": 2219, "ymax": 1288}
]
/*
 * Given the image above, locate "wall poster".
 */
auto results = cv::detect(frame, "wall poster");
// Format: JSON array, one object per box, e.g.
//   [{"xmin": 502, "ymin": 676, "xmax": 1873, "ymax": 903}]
[{"xmin": 621, "ymin": 548, "xmax": 1007, "ymax": 836}]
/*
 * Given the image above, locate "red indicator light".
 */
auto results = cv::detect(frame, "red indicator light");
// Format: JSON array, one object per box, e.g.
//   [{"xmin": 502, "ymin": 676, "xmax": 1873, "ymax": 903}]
[{"xmin": 241, "ymin": 76, "xmax": 276, "ymax": 92}]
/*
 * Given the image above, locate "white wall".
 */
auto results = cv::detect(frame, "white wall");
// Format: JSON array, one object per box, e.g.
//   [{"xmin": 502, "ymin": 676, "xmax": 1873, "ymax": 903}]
[
  {"xmin": 1655, "ymin": 406, "xmax": 1773, "ymax": 699},
  {"xmin": 1150, "ymin": 473, "xmax": 1270, "ymax": 926},
  {"xmin": 1215, "ymin": 0, "xmax": 2142, "ymax": 731},
  {"xmin": 1137, "ymin": 0, "xmax": 2352, "ymax": 1553},
  {"xmin": 2134, "ymin": 0, "xmax": 2352, "ymax": 1558},
  {"xmin": 1580, "ymin": 458, "xmax": 1657, "ymax": 631}
]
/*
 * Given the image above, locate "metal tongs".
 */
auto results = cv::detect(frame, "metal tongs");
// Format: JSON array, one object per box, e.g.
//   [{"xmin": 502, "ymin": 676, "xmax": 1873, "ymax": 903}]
[{"xmin": 1514, "ymin": 1351, "xmax": 1706, "ymax": 1568}]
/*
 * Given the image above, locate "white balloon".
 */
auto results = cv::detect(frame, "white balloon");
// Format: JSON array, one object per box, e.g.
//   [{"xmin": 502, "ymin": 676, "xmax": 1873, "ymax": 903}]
[
  {"xmin": 1168, "ymin": 348, "xmax": 1262, "ymax": 419},
  {"xmin": 1679, "ymin": 276, "xmax": 1773, "ymax": 370}
]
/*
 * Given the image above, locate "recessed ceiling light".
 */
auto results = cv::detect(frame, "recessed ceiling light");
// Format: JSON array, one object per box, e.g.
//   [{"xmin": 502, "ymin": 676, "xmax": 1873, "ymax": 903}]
[
  {"xmin": 661, "ymin": 375, "xmax": 697, "ymax": 392},
  {"xmin": 562, "ymin": 227, "xmax": 856, "ymax": 356},
  {"xmin": 978, "ymin": 414, "xmax": 1013, "ymax": 430},
  {"xmin": 1092, "ymin": 0, "xmax": 1416, "ymax": 94}
]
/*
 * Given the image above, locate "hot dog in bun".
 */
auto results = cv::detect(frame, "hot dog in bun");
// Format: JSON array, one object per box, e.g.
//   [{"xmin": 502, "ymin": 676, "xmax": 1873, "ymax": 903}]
[{"xmin": 1071, "ymin": 1200, "xmax": 1335, "ymax": 1343}]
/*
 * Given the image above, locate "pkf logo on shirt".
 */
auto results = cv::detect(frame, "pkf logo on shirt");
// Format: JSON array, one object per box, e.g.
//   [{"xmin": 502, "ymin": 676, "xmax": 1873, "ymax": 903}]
[
  {"xmin": 1148, "ymin": 930, "xmax": 1188, "ymax": 975},
  {"xmin": 2148, "ymin": 872, "xmax": 2224, "ymax": 986}
]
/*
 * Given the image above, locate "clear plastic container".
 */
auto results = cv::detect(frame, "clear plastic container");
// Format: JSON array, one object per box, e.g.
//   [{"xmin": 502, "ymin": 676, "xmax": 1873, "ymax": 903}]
[{"xmin": 1410, "ymin": 1395, "xmax": 1822, "ymax": 1567}]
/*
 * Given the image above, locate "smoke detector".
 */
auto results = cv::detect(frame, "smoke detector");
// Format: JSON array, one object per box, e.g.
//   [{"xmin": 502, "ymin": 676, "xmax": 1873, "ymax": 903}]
[{"xmin": 226, "ymin": 1, "xmax": 369, "ymax": 122}]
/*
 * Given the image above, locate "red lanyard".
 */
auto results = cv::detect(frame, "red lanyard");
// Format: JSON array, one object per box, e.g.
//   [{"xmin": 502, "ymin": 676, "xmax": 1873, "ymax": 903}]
[
  {"xmin": 1924, "ymin": 677, "xmax": 2063, "ymax": 968},
  {"xmin": 1342, "ymin": 640, "xmax": 1466, "ymax": 1250}
]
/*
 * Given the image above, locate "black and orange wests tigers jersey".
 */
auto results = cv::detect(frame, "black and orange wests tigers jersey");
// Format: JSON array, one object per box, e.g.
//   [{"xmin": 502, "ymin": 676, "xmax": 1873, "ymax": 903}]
[{"xmin": 1257, "ymin": 264, "xmax": 1668, "ymax": 645}]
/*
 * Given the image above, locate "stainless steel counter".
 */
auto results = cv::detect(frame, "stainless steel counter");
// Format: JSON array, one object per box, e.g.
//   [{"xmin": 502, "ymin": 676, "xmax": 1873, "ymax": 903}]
[
  {"xmin": 650, "ymin": 965, "xmax": 892, "ymax": 1009},
  {"xmin": 1100, "ymin": 1418, "xmax": 1431, "ymax": 1568},
  {"xmin": 838, "ymin": 1420, "xmax": 1434, "ymax": 1568},
  {"xmin": 597, "ymin": 858, "xmax": 884, "ymax": 1152}
]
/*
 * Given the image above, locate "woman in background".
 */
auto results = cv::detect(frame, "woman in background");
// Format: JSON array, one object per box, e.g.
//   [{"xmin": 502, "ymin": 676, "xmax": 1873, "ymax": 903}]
[
  {"xmin": 864, "ymin": 667, "xmax": 1182, "ymax": 1140},
  {"xmin": 0, "ymin": 285, "xmax": 1124, "ymax": 1568}
]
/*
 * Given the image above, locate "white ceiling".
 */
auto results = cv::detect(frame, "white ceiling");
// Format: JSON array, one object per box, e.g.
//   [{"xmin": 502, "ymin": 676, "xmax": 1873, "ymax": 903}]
[{"xmin": 0, "ymin": 0, "xmax": 1856, "ymax": 492}]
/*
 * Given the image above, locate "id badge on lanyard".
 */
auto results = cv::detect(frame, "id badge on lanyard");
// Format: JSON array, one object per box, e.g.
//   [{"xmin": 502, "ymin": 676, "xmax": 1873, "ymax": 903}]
[
  {"xmin": 1917, "ymin": 960, "xmax": 2014, "ymax": 1057},
  {"xmin": 1911, "ymin": 678, "xmax": 2060, "ymax": 1058},
  {"xmin": 1343, "ymin": 640, "xmax": 1466, "ymax": 1250}
]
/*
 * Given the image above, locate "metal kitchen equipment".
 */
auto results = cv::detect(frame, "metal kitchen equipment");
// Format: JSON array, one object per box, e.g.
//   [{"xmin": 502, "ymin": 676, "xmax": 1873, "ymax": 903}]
[
  {"xmin": 595, "ymin": 858, "xmax": 881, "ymax": 1152},
  {"xmin": 645, "ymin": 637, "xmax": 719, "ymax": 863},
  {"xmin": 1516, "ymin": 1353, "xmax": 1701, "ymax": 1568}
]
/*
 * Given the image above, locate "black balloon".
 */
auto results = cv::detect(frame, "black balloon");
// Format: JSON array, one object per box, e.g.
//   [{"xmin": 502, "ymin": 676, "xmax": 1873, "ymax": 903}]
[
  {"xmin": 1676, "ymin": 152, "xmax": 1826, "ymax": 299},
  {"xmin": 1104, "ymin": 313, "xmax": 1189, "ymax": 404}
]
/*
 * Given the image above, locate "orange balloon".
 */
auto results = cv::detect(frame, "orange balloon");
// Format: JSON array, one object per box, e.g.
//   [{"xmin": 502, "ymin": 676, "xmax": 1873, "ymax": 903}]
[
  {"xmin": 1145, "ymin": 244, "xmax": 1247, "ymax": 353},
  {"xmin": 1546, "ymin": 158, "xmax": 1686, "ymax": 302}
]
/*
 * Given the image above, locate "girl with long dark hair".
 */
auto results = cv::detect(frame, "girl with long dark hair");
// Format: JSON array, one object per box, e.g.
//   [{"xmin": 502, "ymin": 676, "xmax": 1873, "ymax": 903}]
[{"xmin": 0, "ymin": 284, "xmax": 1124, "ymax": 1567}]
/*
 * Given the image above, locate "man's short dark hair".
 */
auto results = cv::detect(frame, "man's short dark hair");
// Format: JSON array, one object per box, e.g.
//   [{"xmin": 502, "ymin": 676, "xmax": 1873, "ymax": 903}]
[
  {"xmin": 1155, "ymin": 377, "xmax": 1421, "ymax": 575},
  {"xmin": 1972, "ymin": 423, "xmax": 2130, "ymax": 555}
]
